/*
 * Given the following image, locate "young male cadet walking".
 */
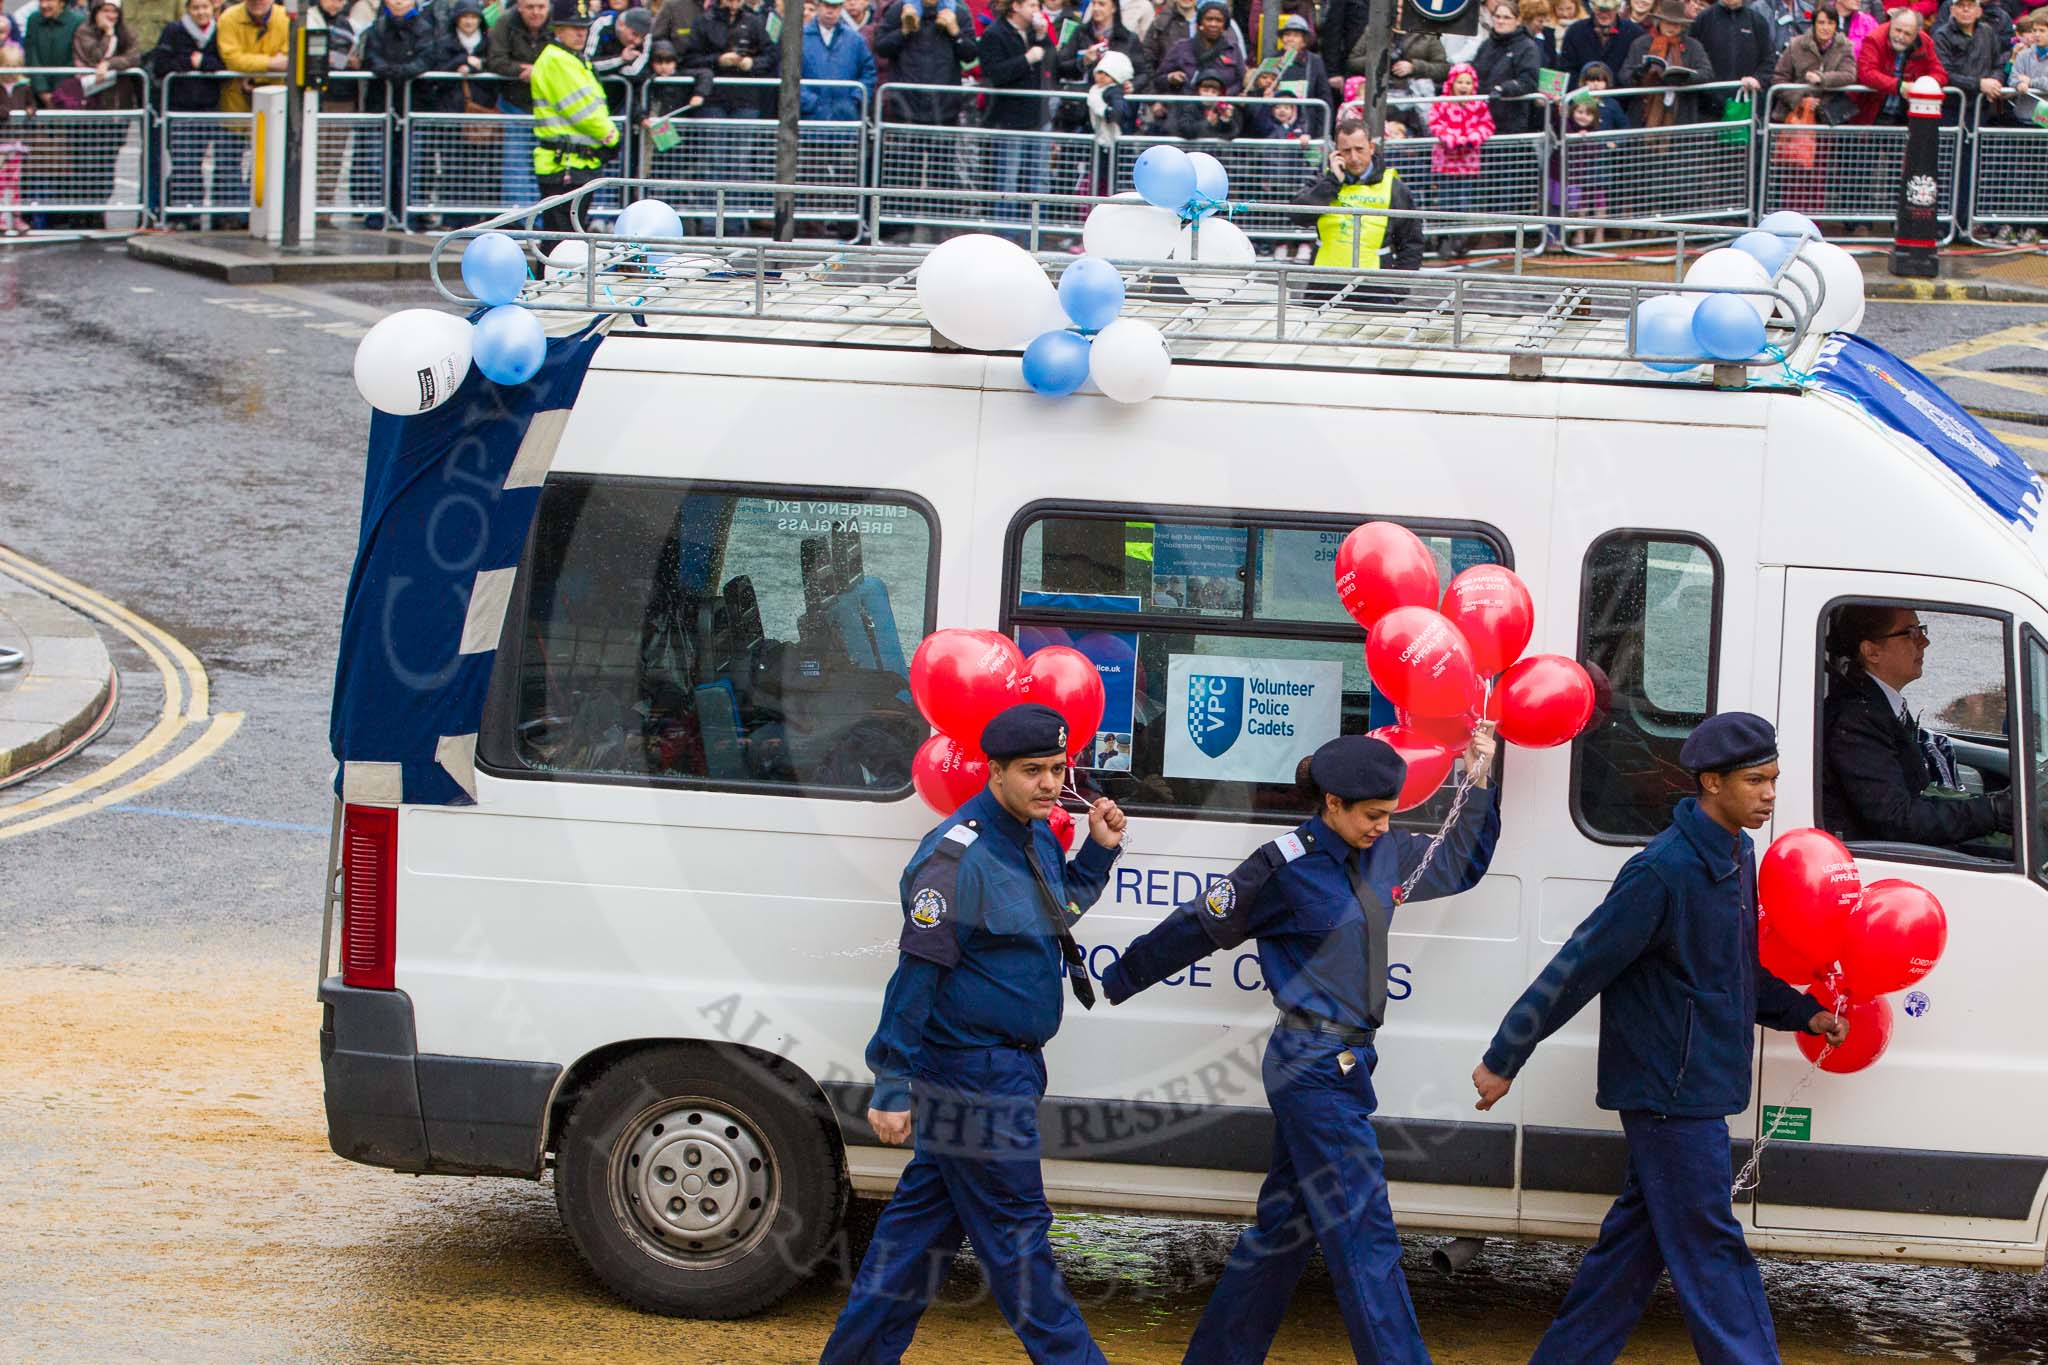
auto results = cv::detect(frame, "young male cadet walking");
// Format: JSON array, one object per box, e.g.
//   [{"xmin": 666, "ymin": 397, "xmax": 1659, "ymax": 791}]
[
  {"xmin": 1470, "ymin": 713, "xmax": 1850, "ymax": 1365},
  {"xmin": 1105, "ymin": 728, "xmax": 1501, "ymax": 1365},
  {"xmin": 821, "ymin": 703, "xmax": 1127, "ymax": 1365}
]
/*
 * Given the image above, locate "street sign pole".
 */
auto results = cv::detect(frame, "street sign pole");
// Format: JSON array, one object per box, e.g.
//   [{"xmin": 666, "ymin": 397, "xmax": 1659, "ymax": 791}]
[
  {"xmin": 283, "ymin": 7, "xmax": 305, "ymax": 245},
  {"xmin": 773, "ymin": 4, "xmax": 804, "ymax": 241}
]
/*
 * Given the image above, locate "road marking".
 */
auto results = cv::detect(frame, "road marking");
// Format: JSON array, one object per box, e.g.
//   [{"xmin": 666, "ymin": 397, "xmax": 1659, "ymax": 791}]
[
  {"xmin": 255, "ymin": 283, "xmax": 392, "ymax": 325},
  {"xmin": 0, "ymin": 546, "xmax": 241, "ymax": 840}
]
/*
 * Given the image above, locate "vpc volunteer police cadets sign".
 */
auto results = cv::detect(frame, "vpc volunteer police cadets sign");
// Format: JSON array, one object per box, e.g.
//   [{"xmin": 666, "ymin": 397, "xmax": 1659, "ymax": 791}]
[{"xmin": 1164, "ymin": 654, "xmax": 1344, "ymax": 783}]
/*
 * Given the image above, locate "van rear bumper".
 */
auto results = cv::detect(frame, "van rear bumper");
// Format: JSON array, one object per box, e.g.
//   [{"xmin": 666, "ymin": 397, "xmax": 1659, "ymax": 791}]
[{"xmin": 319, "ymin": 977, "xmax": 560, "ymax": 1178}]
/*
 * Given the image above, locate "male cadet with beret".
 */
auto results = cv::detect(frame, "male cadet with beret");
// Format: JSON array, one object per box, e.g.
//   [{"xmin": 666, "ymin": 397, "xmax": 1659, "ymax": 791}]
[
  {"xmin": 1470, "ymin": 713, "xmax": 1849, "ymax": 1365},
  {"xmin": 821, "ymin": 702, "xmax": 1127, "ymax": 1365}
]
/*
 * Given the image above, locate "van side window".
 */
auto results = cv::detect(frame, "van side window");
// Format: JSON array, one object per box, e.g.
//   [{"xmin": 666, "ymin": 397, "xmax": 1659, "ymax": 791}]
[
  {"xmin": 487, "ymin": 477, "xmax": 935, "ymax": 796},
  {"xmin": 1008, "ymin": 508, "xmax": 1505, "ymax": 825},
  {"xmin": 1819, "ymin": 601, "xmax": 2015, "ymax": 868},
  {"xmin": 2025, "ymin": 629, "xmax": 2048, "ymax": 887},
  {"xmin": 1573, "ymin": 533, "xmax": 1721, "ymax": 842}
]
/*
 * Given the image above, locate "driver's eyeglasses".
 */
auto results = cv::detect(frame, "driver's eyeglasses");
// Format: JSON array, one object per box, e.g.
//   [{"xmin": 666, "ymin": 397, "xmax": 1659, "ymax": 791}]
[{"xmin": 1879, "ymin": 624, "xmax": 1932, "ymax": 644}]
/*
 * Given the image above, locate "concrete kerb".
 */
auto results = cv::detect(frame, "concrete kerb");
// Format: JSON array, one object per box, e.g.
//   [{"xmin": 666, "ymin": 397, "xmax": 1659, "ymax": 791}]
[
  {"xmin": 125, "ymin": 228, "xmax": 448, "ymax": 285},
  {"xmin": 0, "ymin": 570, "xmax": 116, "ymax": 786}
]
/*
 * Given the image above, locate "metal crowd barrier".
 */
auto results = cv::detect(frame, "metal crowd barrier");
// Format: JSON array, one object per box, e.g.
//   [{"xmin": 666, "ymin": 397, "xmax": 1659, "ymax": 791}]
[
  {"xmin": 8, "ymin": 67, "xmax": 150, "ymax": 225},
  {"xmin": 1384, "ymin": 92, "xmax": 1547, "ymax": 248},
  {"xmin": 1555, "ymin": 80, "xmax": 1758, "ymax": 244},
  {"xmin": 634, "ymin": 77, "xmax": 869, "ymax": 229},
  {"xmin": 403, "ymin": 72, "xmax": 630, "ymax": 225},
  {"xmin": 1759, "ymin": 83, "xmax": 1963, "ymax": 244},
  {"xmin": 311, "ymin": 72, "xmax": 391, "ymax": 220},
  {"xmin": 1965, "ymin": 86, "xmax": 2048, "ymax": 244},
  {"xmin": 871, "ymin": 84, "xmax": 1096, "ymax": 239},
  {"xmin": 157, "ymin": 71, "xmax": 256, "ymax": 222}
]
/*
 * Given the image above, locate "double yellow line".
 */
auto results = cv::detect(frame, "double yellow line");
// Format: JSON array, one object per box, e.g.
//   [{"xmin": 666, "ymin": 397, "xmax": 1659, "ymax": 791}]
[{"xmin": 0, "ymin": 545, "xmax": 243, "ymax": 841}]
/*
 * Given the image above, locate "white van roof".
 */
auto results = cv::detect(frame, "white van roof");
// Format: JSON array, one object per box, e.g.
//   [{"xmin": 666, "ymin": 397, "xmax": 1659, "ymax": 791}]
[{"xmin": 500, "ymin": 241, "xmax": 1820, "ymax": 389}]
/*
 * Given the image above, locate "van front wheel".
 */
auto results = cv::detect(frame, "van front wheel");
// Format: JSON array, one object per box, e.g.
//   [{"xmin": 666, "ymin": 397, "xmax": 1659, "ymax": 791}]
[{"xmin": 553, "ymin": 1046, "xmax": 847, "ymax": 1317}]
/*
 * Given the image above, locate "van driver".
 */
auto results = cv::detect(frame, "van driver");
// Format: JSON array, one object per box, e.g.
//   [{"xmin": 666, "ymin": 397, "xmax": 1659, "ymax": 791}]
[{"xmin": 1821, "ymin": 604, "xmax": 2011, "ymax": 849}]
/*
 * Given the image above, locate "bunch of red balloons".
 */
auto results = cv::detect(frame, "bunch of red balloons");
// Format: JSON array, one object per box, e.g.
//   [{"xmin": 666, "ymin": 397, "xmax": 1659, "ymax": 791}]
[
  {"xmin": 906, "ymin": 629, "xmax": 1107, "ymax": 843},
  {"xmin": 1336, "ymin": 522, "xmax": 1598, "ymax": 811},
  {"xmin": 1758, "ymin": 828, "xmax": 1949, "ymax": 1074}
]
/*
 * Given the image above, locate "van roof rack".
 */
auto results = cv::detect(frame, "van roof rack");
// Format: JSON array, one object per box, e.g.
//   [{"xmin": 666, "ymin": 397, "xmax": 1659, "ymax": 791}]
[{"xmin": 431, "ymin": 180, "xmax": 1824, "ymax": 389}]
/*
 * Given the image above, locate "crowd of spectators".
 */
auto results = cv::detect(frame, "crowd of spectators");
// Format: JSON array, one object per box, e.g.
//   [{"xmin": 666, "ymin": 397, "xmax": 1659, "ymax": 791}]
[{"xmin": 0, "ymin": 0, "xmax": 2042, "ymax": 237}]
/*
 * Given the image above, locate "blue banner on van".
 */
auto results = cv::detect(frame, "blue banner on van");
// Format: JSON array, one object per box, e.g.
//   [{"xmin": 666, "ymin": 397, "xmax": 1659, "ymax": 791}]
[
  {"xmin": 1807, "ymin": 334, "xmax": 2043, "ymax": 532},
  {"xmin": 330, "ymin": 321, "xmax": 608, "ymax": 806}
]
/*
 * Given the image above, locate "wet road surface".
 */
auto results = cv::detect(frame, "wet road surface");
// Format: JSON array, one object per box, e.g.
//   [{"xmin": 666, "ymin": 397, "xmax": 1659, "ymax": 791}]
[{"xmin": 4, "ymin": 244, "xmax": 2048, "ymax": 1362}]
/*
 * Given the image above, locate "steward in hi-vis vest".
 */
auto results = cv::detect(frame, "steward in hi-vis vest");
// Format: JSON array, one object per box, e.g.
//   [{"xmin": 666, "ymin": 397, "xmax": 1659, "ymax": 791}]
[
  {"xmin": 530, "ymin": 0, "xmax": 620, "ymax": 235},
  {"xmin": 1294, "ymin": 119, "xmax": 1425, "ymax": 272}
]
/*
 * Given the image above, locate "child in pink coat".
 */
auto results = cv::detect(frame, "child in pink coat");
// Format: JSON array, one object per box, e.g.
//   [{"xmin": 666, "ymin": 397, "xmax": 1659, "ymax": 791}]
[{"xmin": 1428, "ymin": 63, "xmax": 1495, "ymax": 252}]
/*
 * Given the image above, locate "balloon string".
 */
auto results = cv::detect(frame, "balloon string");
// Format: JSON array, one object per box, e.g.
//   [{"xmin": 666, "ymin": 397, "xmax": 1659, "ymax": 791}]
[
  {"xmin": 1177, "ymin": 196, "xmax": 1237, "ymax": 226},
  {"xmin": 1732, "ymin": 981, "xmax": 1841, "ymax": 1196},
  {"xmin": 1754, "ymin": 342, "xmax": 1817, "ymax": 390},
  {"xmin": 1395, "ymin": 747, "xmax": 1492, "ymax": 905}
]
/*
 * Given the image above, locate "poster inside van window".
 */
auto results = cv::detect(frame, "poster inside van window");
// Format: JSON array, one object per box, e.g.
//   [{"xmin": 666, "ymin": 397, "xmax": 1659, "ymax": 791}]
[
  {"xmin": 1018, "ymin": 593, "xmax": 1140, "ymax": 769},
  {"xmin": 1163, "ymin": 654, "xmax": 1343, "ymax": 784},
  {"xmin": 1150, "ymin": 524, "xmax": 1246, "ymax": 615}
]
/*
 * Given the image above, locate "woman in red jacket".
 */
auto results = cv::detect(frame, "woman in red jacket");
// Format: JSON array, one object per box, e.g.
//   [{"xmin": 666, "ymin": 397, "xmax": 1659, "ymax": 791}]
[{"xmin": 1855, "ymin": 6, "xmax": 1947, "ymax": 122}]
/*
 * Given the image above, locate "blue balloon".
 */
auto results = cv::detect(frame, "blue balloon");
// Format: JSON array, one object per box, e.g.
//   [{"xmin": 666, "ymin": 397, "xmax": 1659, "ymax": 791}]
[
  {"xmin": 1731, "ymin": 229, "xmax": 1792, "ymax": 276},
  {"xmin": 1187, "ymin": 151, "xmax": 1229, "ymax": 212},
  {"xmin": 1691, "ymin": 291, "xmax": 1766, "ymax": 361},
  {"xmin": 1059, "ymin": 256, "xmax": 1126, "ymax": 333},
  {"xmin": 1022, "ymin": 329, "xmax": 1093, "ymax": 397},
  {"xmin": 460, "ymin": 230, "xmax": 529, "ymax": 307},
  {"xmin": 472, "ymin": 304, "xmax": 548, "ymax": 386},
  {"xmin": 1632, "ymin": 294, "xmax": 1703, "ymax": 373},
  {"xmin": 1132, "ymin": 145, "xmax": 1196, "ymax": 213}
]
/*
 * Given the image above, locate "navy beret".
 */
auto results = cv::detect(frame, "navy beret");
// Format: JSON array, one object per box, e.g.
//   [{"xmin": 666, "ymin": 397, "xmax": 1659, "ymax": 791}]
[
  {"xmin": 1309, "ymin": 735, "xmax": 1407, "ymax": 803},
  {"xmin": 1679, "ymin": 712, "xmax": 1778, "ymax": 774},
  {"xmin": 981, "ymin": 703, "xmax": 1071, "ymax": 761}
]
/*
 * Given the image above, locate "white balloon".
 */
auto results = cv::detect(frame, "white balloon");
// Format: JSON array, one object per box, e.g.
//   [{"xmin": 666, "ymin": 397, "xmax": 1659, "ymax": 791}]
[
  {"xmin": 1167, "ymin": 216, "xmax": 1257, "ymax": 301},
  {"xmin": 916, "ymin": 233, "xmax": 1062, "ymax": 351},
  {"xmin": 1082, "ymin": 194, "xmax": 1183, "ymax": 262},
  {"xmin": 545, "ymin": 239, "xmax": 594, "ymax": 279},
  {"xmin": 1088, "ymin": 317, "xmax": 1171, "ymax": 404},
  {"xmin": 1683, "ymin": 246, "xmax": 1775, "ymax": 322},
  {"xmin": 1758, "ymin": 209, "xmax": 1821, "ymax": 241},
  {"xmin": 1776, "ymin": 252, "xmax": 1822, "ymax": 324},
  {"xmin": 352, "ymin": 308, "xmax": 473, "ymax": 416},
  {"xmin": 1801, "ymin": 239, "xmax": 1866, "ymax": 333}
]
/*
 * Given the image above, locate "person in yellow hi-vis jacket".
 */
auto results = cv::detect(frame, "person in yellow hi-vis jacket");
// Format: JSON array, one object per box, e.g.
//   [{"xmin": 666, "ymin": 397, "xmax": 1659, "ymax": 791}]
[
  {"xmin": 530, "ymin": 0, "xmax": 620, "ymax": 235},
  {"xmin": 1292, "ymin": 117, "xmax": 1423, "ymax": 272}
]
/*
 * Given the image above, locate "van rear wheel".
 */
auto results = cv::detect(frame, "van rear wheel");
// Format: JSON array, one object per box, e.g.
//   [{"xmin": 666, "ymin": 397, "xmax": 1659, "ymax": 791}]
[{"xmin": 553, "ymin": 1046, "xmax": 847, "ymax": 1317}]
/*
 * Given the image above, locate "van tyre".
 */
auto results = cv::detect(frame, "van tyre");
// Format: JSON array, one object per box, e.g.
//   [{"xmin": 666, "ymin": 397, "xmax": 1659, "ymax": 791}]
[{"xmin": 553, "ymin": 1045, "xmax": 848, "ymax": 1318}]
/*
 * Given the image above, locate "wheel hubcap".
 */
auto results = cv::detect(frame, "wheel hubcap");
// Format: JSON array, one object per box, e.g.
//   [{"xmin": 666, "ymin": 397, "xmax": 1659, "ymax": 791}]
[{"xmin": 613, "ymin": 1100, "xmax": 775, "ymax": 1267}]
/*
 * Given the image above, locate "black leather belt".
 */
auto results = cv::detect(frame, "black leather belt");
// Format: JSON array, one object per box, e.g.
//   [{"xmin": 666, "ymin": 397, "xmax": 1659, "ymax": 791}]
[{"xmin": 1275, "ymin": 1007, "xmax": 1375, "ymax": 1048}]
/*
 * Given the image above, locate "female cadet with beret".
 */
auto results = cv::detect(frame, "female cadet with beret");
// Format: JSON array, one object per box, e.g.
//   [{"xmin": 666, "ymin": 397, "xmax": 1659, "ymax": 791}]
[{"xmin": 1102, "ymin": 725, "xmax": 1501, "ymax": 1365}]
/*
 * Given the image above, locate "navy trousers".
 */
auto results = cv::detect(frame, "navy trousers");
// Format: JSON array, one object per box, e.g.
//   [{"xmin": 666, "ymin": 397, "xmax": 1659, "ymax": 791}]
[
  {"xmin": 1530, "ymin": 1112, "xmax": 1779, "ymax": 1365},
  {"xmin": 1183, "ymin": 1035, "xmax": 1429, "ymax": 1365},
  {"xmin": 820, "ymin": 1044, "xmax": 1104, "ymax": 1365}
]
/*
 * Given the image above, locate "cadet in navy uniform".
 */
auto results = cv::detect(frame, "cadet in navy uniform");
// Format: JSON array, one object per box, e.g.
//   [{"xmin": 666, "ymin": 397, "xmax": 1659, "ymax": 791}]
[
  {"xmin": 1102, "ymin": 726, "xmax": 1501, "ymax": 1365},
  {"xmin": 821, "ymin": 702, "xmax": 1128, "ymax": 1365},
  {"xmin": 1470, "ymin": 713, "xmax": 1850, "ymax": 1365}
]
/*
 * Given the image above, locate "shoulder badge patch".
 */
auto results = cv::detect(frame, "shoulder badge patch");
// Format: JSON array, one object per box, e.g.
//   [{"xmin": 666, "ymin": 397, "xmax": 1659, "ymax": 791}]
[
  {"xmin": 1204, "ymin": 878, "xmax": 1236, "ymax": 919},
  {"xmin": 911, "ymin": 886, "xmax": 948, "ymax": 929},
  {"xmin": 1274, "ymin": 832, "xmax": 1307, "ymax": 863}
]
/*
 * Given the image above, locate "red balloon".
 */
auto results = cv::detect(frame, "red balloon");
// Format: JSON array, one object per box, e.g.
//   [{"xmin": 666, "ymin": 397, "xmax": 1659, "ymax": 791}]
[
  {"xmin": 1797, "ymin": 994, "xmax": 1894, "ymax": 1074},
  {"xmin": 1364, "ymin": 607, "xmax": 1483, "ymax": 719},
  {"xmin": 1440, "ymin": 564, "xmax": 1535, "ymax": 678},
  {"xmin": 911, "ymin": 734, "xmax": 989, "ymax": 815},
  {"xmin": 1758, "ymin": 923, "xmax": 1827, "ymax": 987},
  {"xmin": 1048, "ymin": 803, "xmax": 1078, "ymax": 851},
  {"xmin": 1368, "ymin": 724, "xmax": 1459, "ymax": 812},
  {"xmin": 1021, "ymin": 646, "xmax": 1106, "ymax": 759},
  {"xmin": 1334, "ymin": 522, "xmax": 1441, "ymax": 631},
  {"xmin": 909, "ymin": 629, "xmax": 1024, "ymax": 744},
  {"xmin": 1486, "ymin": 655, "xmax": 1595, "ymax": 748},
  {"xmin": 1399, "ymin": 708, "xmax": 1477, "ymax": 749},
  {"xmin": 1838, "ymin": 878, "xmax": 1948, "ymax": 1000},
  {"xmin": 1759, "ymin": 828, "xmax": 1861, "ymax": 969}
]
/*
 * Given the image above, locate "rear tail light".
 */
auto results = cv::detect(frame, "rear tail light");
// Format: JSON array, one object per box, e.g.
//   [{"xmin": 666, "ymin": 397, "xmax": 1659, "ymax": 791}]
[{"xmin": 341, "ymin": 804, "xmax": 398, "ymax": 990}]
